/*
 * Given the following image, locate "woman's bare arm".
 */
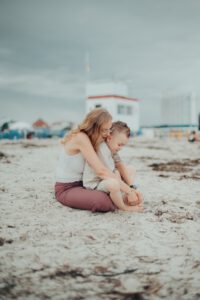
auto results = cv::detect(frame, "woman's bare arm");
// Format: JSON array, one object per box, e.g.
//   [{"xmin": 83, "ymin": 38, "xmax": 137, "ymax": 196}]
[
  {"xmin": 74, "ymin": 133, "xmax": 141, "ymax": 201},
  {"xmin": 75, "ymin": 133, "xmax": 117, "ymax": 180}
]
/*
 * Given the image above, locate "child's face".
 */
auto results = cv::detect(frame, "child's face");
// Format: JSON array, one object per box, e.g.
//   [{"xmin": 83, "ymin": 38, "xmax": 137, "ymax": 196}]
[{"xmin": 107, "ymin": 132, "xmax": 129, "ymax": 153}]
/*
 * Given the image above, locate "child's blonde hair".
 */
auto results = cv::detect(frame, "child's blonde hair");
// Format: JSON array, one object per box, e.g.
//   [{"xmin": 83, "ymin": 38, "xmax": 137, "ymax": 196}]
[
  {"xmin": 111, "ymin": 121, "xmax": 130, "ymax": 137},
  {"xmin": 61, "ymin": 108, "xmax": 112, "ymax": 150}
]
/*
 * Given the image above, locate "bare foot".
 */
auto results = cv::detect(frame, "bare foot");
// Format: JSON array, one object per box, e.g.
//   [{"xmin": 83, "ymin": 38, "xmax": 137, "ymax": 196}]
[{"xmin": 126, "ymin": 205, "xmax": 143, "ymax": 212}]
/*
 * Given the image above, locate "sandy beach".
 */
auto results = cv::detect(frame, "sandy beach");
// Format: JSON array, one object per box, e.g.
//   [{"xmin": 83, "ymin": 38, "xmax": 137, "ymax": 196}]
[{"xmin": 0, "ymin": 137, "xmax": 200, "ymax": 300}]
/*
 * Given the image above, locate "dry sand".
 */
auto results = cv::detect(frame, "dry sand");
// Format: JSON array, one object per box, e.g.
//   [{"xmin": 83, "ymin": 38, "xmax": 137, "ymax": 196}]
[{"xmin": 0, "ymin": 137, "xmax": 200, "ymax": 300}]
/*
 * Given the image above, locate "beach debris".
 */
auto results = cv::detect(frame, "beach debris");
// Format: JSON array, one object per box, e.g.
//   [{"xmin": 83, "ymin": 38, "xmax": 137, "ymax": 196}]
[
  {"xmin": 0, "ymin": 151, "xmax": 7, "ymax": 159},
  {"xmin": 101, "ymin": 277, "xmax": 162, "ymax": 299},
  {"xmin": 136, "ymin": 256, "xmax": 161, "ymax": 264},
  {"xmin": 92, "ymin": 268, "xmax": 138, "ymax": 277},
  {"xmin": 146, "ymin": 146, "xmax": 169, "ymax": 150},
  {"xmin": 86, "ymin": 235, "xmax": 96, "ymax": 240},
  {"xmin": 179, "ymin": 174, "xmax": 200, "ymax": 180},
  {"xmin": 7, "ymin": 225, "xmax": 15, "ymax": 228},
  {"xmin": 0, "ymin": 151, "xmax": 11, "ymax": 163},
  {"xmin": 154, "ymin": 209, "xmax": 168, "ymax": 216},
  {"xmin": 41, "ymin": 265, "xmax": 138, "ymax": 280},
  {"xmin": 161, "ymin": 200, "xmax": 167, "ymax": 205},
  {"xmin": 154, "ymin": 209, "xmax": 163, "ymax": 216},
  {"xmin": 0, "ymin": 237, "xmax": 13, "ymax": 246},
  {"xmin": 158, "ymin": 174, "xmax": 169, "ymax": 178},
  {"xmin": 101, "ymin": 290, "xmax": 145, "ymax": 300},
  {"xmin": 137, "ymin": 156, "xmax": 160, "ymax": 161},
  {"xmin": 149, "ymin": 158, "xmax": 200, "ymax": 173},
  {"xmin": 94, "ymin": 266, "xmax": 109, "ymax": 273},
  {"xmin": 22, "ymin": 142, "xmax": 49, "ymax": 148},
  {"xmin": 143, "ymin": 278, "xmax": 162, "ymax": 294},
  {"xmin": 0, "ymin": 280, "xmax": 16, "ymax": 298},
  {"xmin": 4, "ymin": 159, "xmax": 11, "ymax": 164},
  {"xmin": 0, "ymin": 237, "xmax": 4, "ymax": 246},
  {"xmin": 149, "ymin": 161, "xmax": 192, "ymax": 173},
  {"xmin": 20, "ymin": 233, "xmax": 28, "ymax": 241},
  {"xmin": 0, "ymin": 186, "xmax": 7, "ymax": 192},
  {"xmin": 41, "ymin": 265, "xmax": 85, "ymax": 279},
  {"xmin": 192, "ymin": 261, "xmax": 200, "ymax": 269},
  {"xmin": 167, "ymin": 212, "xmax": 194, "ymax": 223}
]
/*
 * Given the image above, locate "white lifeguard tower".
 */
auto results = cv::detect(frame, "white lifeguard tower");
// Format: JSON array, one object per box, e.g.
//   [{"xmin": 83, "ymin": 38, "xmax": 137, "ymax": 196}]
[
  {"xmin": 161, "ymin": 92, "xmax": 197, "ymax": 126},
  {"xmin": 86, "ymin": 81, "xmax": 140, "ymax": 133}
]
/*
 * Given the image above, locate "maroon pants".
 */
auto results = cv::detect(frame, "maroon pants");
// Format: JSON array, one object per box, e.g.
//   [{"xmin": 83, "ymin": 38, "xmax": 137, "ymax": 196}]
[{"xmin": 55, "ymin": 181, "xmax": 116, "ymax": 212}]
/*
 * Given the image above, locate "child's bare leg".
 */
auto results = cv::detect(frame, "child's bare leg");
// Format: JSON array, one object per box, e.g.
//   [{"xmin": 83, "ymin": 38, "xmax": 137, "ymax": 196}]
[
  {"xmin": 99, "ymin": 179, "xmax": 142, "ymax": 212},
  {"xmin": 103, "ymin": 178, "xmax": 127, "ymax": 210},
  {"xmin": 114, "ymin": 169, "xmax": 121, "ymax": 180},
  {"xmin": 127, "ymin": 205, "xmax": 143, "ymax": 212}
]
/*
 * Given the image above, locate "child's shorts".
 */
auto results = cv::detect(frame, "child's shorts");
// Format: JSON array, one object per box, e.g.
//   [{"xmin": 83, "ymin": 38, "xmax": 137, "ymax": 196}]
[
  {"xmin": 96, "ymin": 180, "xmax": 126, "ymax": 200},
  {"xmin": 96, "ymin": 180, "xmax": 109, "ymax": 193}
]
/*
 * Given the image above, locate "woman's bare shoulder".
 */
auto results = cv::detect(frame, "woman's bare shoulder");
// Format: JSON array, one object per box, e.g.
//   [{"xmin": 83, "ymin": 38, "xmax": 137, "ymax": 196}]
[{"xmin": 75, "ymin": 132, "xmax": 90, "ymax": 144}]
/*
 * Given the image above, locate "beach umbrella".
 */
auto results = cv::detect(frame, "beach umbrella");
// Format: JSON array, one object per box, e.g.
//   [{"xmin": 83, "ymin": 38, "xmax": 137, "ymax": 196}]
[
  {"xmin": 0, "ymin": 119, "xmax": 15, "ymax": 131},
  {"xmin": 10, "ymin": 121, "xmax": 33, "ymax": 131}
]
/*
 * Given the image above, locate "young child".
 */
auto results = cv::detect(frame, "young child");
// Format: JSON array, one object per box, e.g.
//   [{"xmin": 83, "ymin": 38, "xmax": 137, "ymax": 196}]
[{"xmin": 83, "ymin": 121, "xmax": 143, "ymax": 211}]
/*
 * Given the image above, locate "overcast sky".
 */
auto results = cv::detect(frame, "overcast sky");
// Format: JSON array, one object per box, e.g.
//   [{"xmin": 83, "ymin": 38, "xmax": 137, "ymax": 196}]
[{"xmin": 0, "ymin": 0, "xmax": 200, "ymax": 125}]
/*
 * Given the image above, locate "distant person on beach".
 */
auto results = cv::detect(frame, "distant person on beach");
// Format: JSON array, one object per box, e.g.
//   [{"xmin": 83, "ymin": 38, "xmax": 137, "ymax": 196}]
[
  {"xmin": 188, "ymin": 130, "xmax": 198, "ymax": 143},
  {"xmin": 83, "ymin": 121, "xmax": 142, "ymax": 211},
  {"xmin": 55, "ymin": 108, "xmax": 142, "ymax": 212}
]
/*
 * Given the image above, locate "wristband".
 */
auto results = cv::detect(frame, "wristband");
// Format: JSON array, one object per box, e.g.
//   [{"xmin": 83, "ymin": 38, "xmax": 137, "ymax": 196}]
[{"xmin": 129, "ymin": 184, "xmax": 137, "ymax": 190}]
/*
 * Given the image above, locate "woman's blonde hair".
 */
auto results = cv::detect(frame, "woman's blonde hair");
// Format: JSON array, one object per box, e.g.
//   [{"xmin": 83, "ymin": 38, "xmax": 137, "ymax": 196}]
[{"xmin": 61, "ymin": 108, "xmax": 112, "ymax": 150}]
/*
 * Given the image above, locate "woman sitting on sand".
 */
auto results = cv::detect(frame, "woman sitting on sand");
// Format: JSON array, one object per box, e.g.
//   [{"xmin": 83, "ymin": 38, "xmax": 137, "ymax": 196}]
[{"xmin": 55, "ymin": 108, "xmax": 142, "ymax": 212}]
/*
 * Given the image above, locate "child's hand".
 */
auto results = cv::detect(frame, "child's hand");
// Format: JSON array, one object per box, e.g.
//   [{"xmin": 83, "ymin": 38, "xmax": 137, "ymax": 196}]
[
  {"xmin": 135, "ymin": 190, "xmax": 143, "ymax": 205},
  {"xmin": 125, "ymin": 190, "xmax": 143, "ymax": 206}
]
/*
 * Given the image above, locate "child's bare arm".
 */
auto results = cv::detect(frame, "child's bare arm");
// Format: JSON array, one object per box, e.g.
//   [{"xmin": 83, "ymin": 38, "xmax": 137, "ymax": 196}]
[
  {"xmin": 115, "ymin": 163, "xmax": 143, "ymax": 205},
  {"xmin": 115, "ymin": 161, "xmax": 135, "ymax": 185}
]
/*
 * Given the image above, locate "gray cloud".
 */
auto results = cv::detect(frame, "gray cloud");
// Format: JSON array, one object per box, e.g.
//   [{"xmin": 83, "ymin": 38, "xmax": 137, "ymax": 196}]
[{"xmin": 0, "ymin": 0, "xmax": 200, "ymax": 125}]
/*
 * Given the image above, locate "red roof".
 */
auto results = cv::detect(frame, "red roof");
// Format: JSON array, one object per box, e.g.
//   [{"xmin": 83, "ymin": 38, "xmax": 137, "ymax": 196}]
[
  {"xmin": 87, "ymin": 95, "xmax": 139, "ymax": 102},
  {"xmin": 32, "ymin": 119, "xmax": 49, "ymax": 128}
]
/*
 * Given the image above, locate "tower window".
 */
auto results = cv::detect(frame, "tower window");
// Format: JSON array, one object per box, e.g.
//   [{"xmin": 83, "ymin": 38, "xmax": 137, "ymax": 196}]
[{"xmin": 117, "ymin": 105, "xmax": 133, "ymax": 115}]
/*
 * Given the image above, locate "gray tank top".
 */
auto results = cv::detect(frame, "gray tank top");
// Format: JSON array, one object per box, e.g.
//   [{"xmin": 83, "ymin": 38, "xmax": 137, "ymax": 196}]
[{"xmin": 55, "ymin": 147, "xmax": 85, "ymax": 183}]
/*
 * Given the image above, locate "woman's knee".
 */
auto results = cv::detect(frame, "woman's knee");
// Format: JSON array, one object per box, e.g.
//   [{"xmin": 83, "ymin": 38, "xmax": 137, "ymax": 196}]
[{"xmin": 91, "ymin": 192, "xmax": 115, "ymax": 212}]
